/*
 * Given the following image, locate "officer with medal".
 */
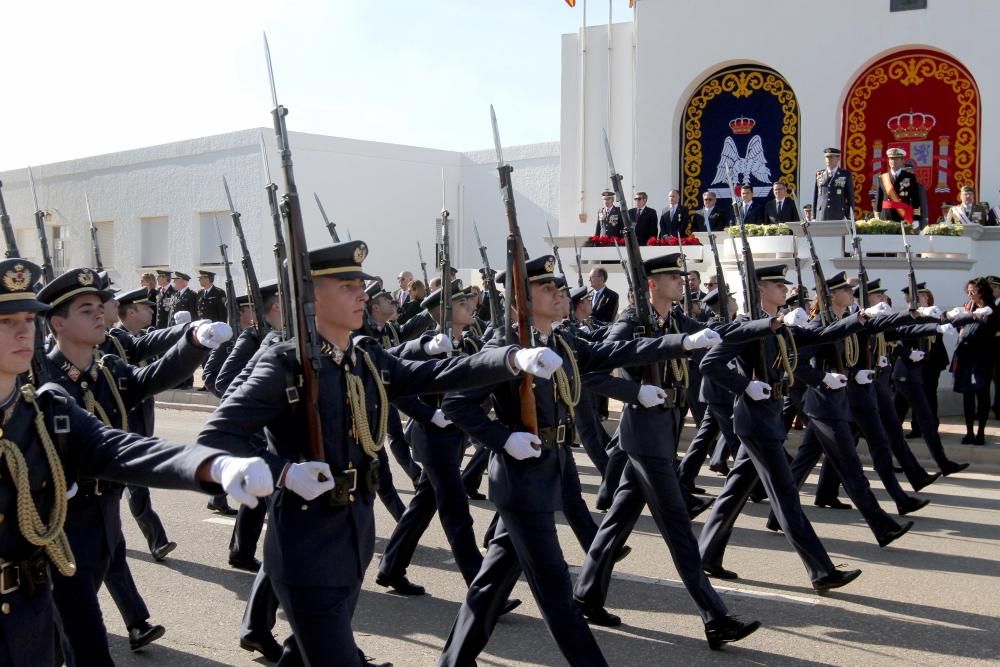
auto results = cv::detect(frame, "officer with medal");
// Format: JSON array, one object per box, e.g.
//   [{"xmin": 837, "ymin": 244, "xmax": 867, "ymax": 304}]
[
  {"xmin": 594, "ymin": 189, "xmax": 624, "ymax": 238},
  {"xmin": 876, "ymin": 147, "xmax": 923, "ymax": 225},
  {"xmin": 813, "ymin": 147, "xmax": 855, "ymax": 221},
  {"xmin": 0, "ymin": 258, "xmax": 272, "ymax": 667},
  {"xmin": 198, "ymin": 240, "xmax": 559, "ymax": 667},
  {"xmin": 195, "ymin": 269, "xmax": 228, "ymax": 323},
  {"xmin": 153, "ymin": 269, "xmax": 175, "ymax": 329}
]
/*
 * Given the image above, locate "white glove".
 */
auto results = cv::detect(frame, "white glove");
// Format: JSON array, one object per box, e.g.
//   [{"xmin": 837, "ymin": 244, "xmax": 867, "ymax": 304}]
[
  {"xmin": 67, "ymin": 482, "xmax": 78, "ymax": 500},
  {"xmin": 189, "ymin": 318, "xmax": 210, "ymax": 329},
  {"xmin": 744, "ymin": 380, "xmax": 772, "ymax": 401},
  {"xmin": 854, "ymin": 369, "xmax": 875, "ymax": 385},
  {"xmin": 863, "ymin": 302, "xmax": 893, "ymax": 318},
  {"xmin": 423, "ymin": 333, "xmax": 452, "ymax": 356},
  {"xmin": 936, "ymin": 323, "xmax": 957, "ymax": 336},
  {"xmin": 636, "ymin": 384, "xmax": 667, "ymax": 408},
  {"xmin": 974, "ymin": 306, "xmax": 993, "ymax": 320},
  {"xmin": 878, "ymin": 355, "xmax": 889, "ymax": 368},
  {"xmin": 782, "ymin": 307, "xmax": 809, "ymax": 328},
  {"xmin": 917, "ymin": 306, "xmax": 943, "ymax": 319},
  {"xmin": 946, "ymin": 306, "xmax": 965, "ymax": 320},
  {"xmin": 822, "ymin": 372, "xmax": 848, "ymax": 390},
  {"xmin": 283, "ymin": 461, "xmax": 337, "ymax": 501},
  {"xmin": 908, "ymin": 349, "xmax": 926, "ymax": 362},
  {"xmin": 682, "ymin": 329, "xmax": 722, "ymax": 351},
  {"xmin": 209, "ymin": 455, "xmax": 274, "ymax": 508},
  {"xmin": 503, "ymin": 432, "xmax": 542, "ymax": 460},
  {"xmin": 173, "ymin": 310, "xmax": 192, "ymax": 325},
  {"xmin": 195, "ymin": 321, "xmax": 234, "ymax": 349},
  {"xmin": 513, "ymin": 347, "xmax": 563, "ymax": 379},
  {"xmin": 430, "ymin": 409, "xmax": 453, "ymax": 428}
]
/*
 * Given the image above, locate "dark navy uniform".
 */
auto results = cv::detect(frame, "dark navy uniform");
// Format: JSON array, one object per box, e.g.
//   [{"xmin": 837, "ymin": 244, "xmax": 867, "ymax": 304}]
[
  {"xmin": 813, "ymin": 148, "xmax": 855, "ymax": 221},
  {"xmin": 196, "ymin": 273, "xmax": 228, "ymax": 323},
  {"xmin": 594, "ymin": 195, "xmax": 624, "ymax": 237},
  {"xmin": 154, "ymin": 277, "xmax": 175, "ymax": 329},
  {"xmin": 876, "ymin": 155, "xmax": 923, "ymax": 224}
]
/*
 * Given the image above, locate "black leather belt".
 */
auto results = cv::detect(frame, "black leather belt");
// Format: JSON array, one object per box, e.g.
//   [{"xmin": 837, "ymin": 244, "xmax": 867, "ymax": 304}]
[
  {"xmin": 537, "ymin": 423, "xmax": 575, "ymax": 450},
  {"xmin": 325, "ymin": 459, "xmax": 381, "ymax": 507},
  {"xmin": 0, "ymin": 551, "xmax": 50, "ymax": 596},
  {"xmin": 76, "ymin": 479, "xmax": 104, "ymax": 498},
  {"xmin": 772, "ymin": 380, "xmax": 789, "ymax": 401}
]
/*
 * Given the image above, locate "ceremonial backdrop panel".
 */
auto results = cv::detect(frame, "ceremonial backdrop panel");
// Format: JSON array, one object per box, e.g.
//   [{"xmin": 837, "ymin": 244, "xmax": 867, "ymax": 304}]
[
  {"xmin": 842, "ymin": 48, "xmax": 980, "ymax": 219},
  {"xmin": 679, "ymin": 64, "xmax": 800, "ymax": 212}
]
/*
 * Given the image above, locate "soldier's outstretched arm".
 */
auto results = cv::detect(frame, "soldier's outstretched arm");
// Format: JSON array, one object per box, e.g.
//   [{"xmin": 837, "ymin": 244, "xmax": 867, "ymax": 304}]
[
  {"xmin": 128, "ymin": 322, "xmax": 189, "ymax": 363},
  {"xmin": 123, "ymin": 330, "xmax": 208, "ymax": 405},
  {"xmin": 700, "ymin": 340, "xmax": 752, "ymax": 397}
]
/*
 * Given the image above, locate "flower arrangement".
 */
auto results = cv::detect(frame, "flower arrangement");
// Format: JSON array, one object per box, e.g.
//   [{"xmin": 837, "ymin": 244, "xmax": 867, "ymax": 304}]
[
  {"xmin": 725, "ymin": 223, "xmax": 793, "ymax": 237},
  {"xmin": 854, "ymin": 218, "xmax": 914, "ymax": 235},
  {"xmin": 920, "ymin": 223, "xmax": 963, "ymax": 236},
  {"xmin": 646, "ymin": 236, "xmax": 702, "ymax": 246},
  {"xmin": 586, "ymin": 235, "xmax": 625, "ymax": 247}
]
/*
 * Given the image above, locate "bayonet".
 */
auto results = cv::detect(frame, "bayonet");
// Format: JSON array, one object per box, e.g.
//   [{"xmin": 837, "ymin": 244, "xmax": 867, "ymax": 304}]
[
  {"xmin": 26, "ymin": 166, "xmax": 54, "ymax": 282},
  {"xmin": 571, "ymin": 234, "xmax": 583, "ymax": 287},
  {"xmin": 314, "ymin": 192, "xmax": 340, "ymax": 242},
  {"xmin": 85, "ymin": 193, "xmax": 104, "ymax": 272}
]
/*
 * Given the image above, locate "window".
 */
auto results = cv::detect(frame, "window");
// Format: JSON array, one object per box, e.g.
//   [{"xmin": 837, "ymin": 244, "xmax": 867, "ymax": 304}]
[
  {"xmin": 890, "ymin": 0, "xmax": 927, "ymax": 11},
  {"xmin": 141, "ymin": 216, "xmax": 170, "ymax": 267},
  {"xmin": 199, "ymin": 211, "xmax": 234, "ymax": 265}
]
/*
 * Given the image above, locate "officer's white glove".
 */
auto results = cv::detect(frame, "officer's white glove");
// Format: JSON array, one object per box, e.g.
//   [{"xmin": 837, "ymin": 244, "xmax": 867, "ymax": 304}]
[
  {"xmin": 782, "ymin": 307, "xmax": 809, "ymax": 328},
  {"xmin": 195, "ymin": 321, "xmax": 234, "ymax": 349},
  {"xmin": 503, "ymin": 432, "xmax": 542, "ymax": 460},
  {"xmin": 430, "ymin": 409, "xmax": 453, "ymax": 429},
  {"xmin": 209, "ymin": 455, "xmax": 274, "ymax": 508},
  {"xmin": 513, "ymin": 347, "xmax": 563, "ymax": 379},
  {"xmin": 189, "ymin": 318, "xmax": 210, "ymax": 329},
  {"xmin": 863, "ymin": 303, "xmax": 893, "ymax": 318},
  {"xmin": 878, "ymin": 355, "xmax": 890, "ymax": 368},
  {"xmin": 974, "ymin": 306, "xmax": 993, "ymax": 320},
  {"xmin": 946, "ymin": 306, "xmax": 965, "ymax": 320},
  {"xmin": 822, "ymin": 372, "xmax": 848, "ymax": 390},
  {"xmin": 854, "ymin": 369, "xmax": 875, "ymax": 385},
  {"xmin": 744, "ymin": 380, "xmax": 772, "ymax": 401},
  {"xmin": 67, "ymin": 482, "xmax": 78, "ymax": 500},
  {"xmin": 908, "ymin": 349, "xmax": 926, "ymax": 362},
  {"xmin": 173, "ymin": 310, "xmax": 192, "ymax": 325},
  {"xmin": 917, "ymin": 306, "xmax": 943, "ymax": 319},
  {"xmin": 636, "ymin": 384, "xmax": 667, "ymax": 408},
  {"xmin": 283, "ymin": 461, "xmax": 337, "ymax": 501},
  {"xmin": 682, "ymin": 329, "xmax": 722, "ymax": 351},
  {"xmin": 936, "ymin": 323, "xmax": 957, "ymax": 336},
  {"xmin": 423, "ymin": 333, "xmax": 452, "ymax": 356}
]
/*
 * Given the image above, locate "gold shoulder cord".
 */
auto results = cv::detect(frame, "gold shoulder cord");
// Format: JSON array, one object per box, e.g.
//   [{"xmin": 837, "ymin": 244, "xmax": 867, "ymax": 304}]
[
  {"xmin": 775, "ymin": 328, "xmax": 797, "ymax": 388},
  {"xmin": 669, "ymin": 319, "xmax": 690, "ymax": 389},
  {"xmin": 108, "ymin": 335, "xmax": 128, "ymax": 362},
  {"xmin": 552, "ymin": 333, "xmax": 581, "ymax": 419},
  {"xmin": 0, "ymin": 385, "xmax": 76, "ymax": 576},
  {"xmin": 875, "ymin": 332, "xmax": 887, "ymax": 361},
  {"xmin": 346, "ymin": 349, "xmax": 389, "ymax": 459},
  {"xmin": 83, "ymin": 352, "xmax": 128, "ymax": 431},
  {"xmin": 843, "ymin": 333, "xmax": 860, "ymax": 368}
]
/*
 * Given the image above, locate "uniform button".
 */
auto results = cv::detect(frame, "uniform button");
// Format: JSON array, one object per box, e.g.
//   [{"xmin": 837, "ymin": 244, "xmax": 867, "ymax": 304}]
[
  {"xmin": 1, "ymin": 603, "xmax": 9, "ymax": 614},
  {"xmin": 41, "ymin": 480, "xmax": 47, "ymax": 488},
  {"xmin": 301, "ymin": 504, "xmax": 308, "ymax": 511},
  {"xmin": 0, "ymin": 513, "xmax": 5, "ymax": 524}
]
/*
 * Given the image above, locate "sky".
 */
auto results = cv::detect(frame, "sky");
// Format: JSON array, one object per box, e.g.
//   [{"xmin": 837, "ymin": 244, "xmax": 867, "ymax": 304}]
[{"xmin": 1, "ymin": 0, "xmax": 634, "ymax": 172}]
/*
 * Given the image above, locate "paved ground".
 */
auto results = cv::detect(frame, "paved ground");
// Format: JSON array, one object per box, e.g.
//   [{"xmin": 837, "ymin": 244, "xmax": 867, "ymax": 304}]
[{"xmin": 98, "ymin": 409, "xmax": 1000, "ymax": 666}]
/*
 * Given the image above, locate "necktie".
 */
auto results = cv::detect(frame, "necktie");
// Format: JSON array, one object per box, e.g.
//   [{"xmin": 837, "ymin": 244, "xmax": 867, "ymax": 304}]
[{"xmin": 776, "ymin": 200, "xmax": 782, "ymax": 215}]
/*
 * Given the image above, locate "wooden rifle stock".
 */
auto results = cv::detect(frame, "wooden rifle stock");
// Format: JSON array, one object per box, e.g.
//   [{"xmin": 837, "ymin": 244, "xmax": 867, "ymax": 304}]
[
  {"xmin": 705, "ymin": 228, "xmax": 731, "ymax": 323},
  {"xmin": 224, "ymin": 177, "xmax": 267, "ymax": 339},
  {"xmin": 259, "ymin": 132, "xmax": 292, "ymax": 339}
]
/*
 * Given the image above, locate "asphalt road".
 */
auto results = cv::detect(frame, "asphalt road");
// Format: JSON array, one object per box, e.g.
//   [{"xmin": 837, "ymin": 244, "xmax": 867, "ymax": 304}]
[{"xmin": 98, "ymin": 409, "xmax": 1000, "ymax": 666}]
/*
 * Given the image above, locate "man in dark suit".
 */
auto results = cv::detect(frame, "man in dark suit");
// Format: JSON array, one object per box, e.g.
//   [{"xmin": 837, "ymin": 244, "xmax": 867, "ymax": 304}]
[
  {"xmin": 736, "ymin": 185, "xmax": 765, "ymax": 224},
  {"xmin": 196, "ymin": 269, "xmax": 228, "ymax": 323},
  {"xmin": 658, "ymin": 189, "xmax": 691, "ymax": 238},
  {"xmin": 876, "ymin": 147, "xmax": 923, "ymax": 225},
  {"xmin": 170, "ymin": 271, "xmax": 199, "ymax": 388},
  {"xmin": 589, "ymin": 267, "xmax": 619, "ymax": 323},
  {"xmin": 393, "ymin": 271, "xmax": 413, "ymax": 307},
  {"xmin": 154, "ymin": 269, "xmax": 175, "ymax": 329},
  {"xmin": 629, "ymin": 191, "xmax": 659, "ymax": 244},
  {"xmin": 764, "ymin": 181, "xmax": 801, "ymax": 224},
  {"xmin": 595, "ymin": 190, "xmax": 624, "ymax": 237},
  {"xmin": 691, "ymin": 191, "xmax": 731, "ymax": 232},
  {"xmin": 813, "ymin": 147, "xmax": 855, "ymax": 221}
]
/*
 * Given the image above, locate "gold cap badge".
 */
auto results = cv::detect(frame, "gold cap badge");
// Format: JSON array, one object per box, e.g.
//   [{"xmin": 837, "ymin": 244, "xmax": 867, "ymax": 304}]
[{"xmin": 3, "ymin": 264, "xmax": 32, "ymax": 292}]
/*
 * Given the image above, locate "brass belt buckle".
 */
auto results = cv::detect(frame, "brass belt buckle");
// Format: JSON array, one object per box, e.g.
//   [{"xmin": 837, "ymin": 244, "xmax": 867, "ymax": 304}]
[
  {"xmin": 556, "ymin": 424, "xmax": 567, "ymax": 444},
  {"xmin": 0, "ymin": 562, "xmax": 20, "ymax": 595},
  {"xmin": 343, "ymin": 467, "xmax": 358, "ymax": 493}
]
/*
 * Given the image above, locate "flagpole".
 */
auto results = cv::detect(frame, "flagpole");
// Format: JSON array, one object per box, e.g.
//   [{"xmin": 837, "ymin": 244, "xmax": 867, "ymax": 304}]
[
  {"xmin": 606, "ymin": 0, "xmax": 612, "ymax": 149},
  {"xmin": 578, "ymin": 0, "xmax": 588, "ymax": 224},
  {"xmin": 631, "ymin": 0, "xmax": 638, "ymax": 199}
]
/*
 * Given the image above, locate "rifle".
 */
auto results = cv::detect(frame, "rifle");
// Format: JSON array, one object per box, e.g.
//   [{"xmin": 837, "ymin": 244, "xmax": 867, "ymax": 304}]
[
  {"xmin": 417, "ymin": 241, "xmax": 429, "ymax": 286},
  {"xmin": 314, "ymin": 193, "xmax": 340, "ymax": 242},
  {"xmin": 612, "ymin": 237, "xmax": 634, "ymax": 301},
  {"xmin": 0, "ymin": 181, "xmax": 20, "ymax": 258},
  {"xmin": 438, "ymin": 206, "xmax": 453, "ymax": 349},
  {"xmin": 846, "ymin": 208, "xmax": 872, "ymax": 367},
  {"xmin": 491, "ymin": 105, "xmax": 537, "ymax": 435},
  {"xmin": 801, "ymin": 219, "xmax": 847, "ymax": 372},
  {"xmin": 603, "ymin": 130, "xmax": 659, "ymax": 387},
  {"xmin": 83, "ymin": 194, "xmax": 104, "ymax": 272},
  {"xmin": 704, "ymin": 226, "xmax": 731, "ymax": 323},
  {"xmin": 259, "ymin": 131, "xmax": 292, "ymax": 339},
  {"xmin": 900, "ymin": 219, "xmax": 919, "ymax": 309},
  {"xmin": 676, "ymin": 231, "xmax": 692, "ymax": 315},
  {"xmin": 212, "ymin": 213, "xmax": 241, "ymax": 333},
  {"xmin": 545, "ymin": 220, "xmax": 566, "ymax": 277},
  {"xmin": 264, "ymin": 33, "xmax": 325, "ymax": 461},
  {"xmin": 571, "ymin": 234, "xmax": 584, "ymax": 287},
  {"xmin": 472, "ymin": 220, "xmax": 502, "ymax": 330},
  {"xmin": 791, "ymin": 232, "xmax": 806, "ymax": 310},
  {"xmin": 223, "ymin": 176, "xmax": 267, "ymax": 339},
  {"xmin": 27, "ymin": 167, "xmax": 54, "ymax": 282}
]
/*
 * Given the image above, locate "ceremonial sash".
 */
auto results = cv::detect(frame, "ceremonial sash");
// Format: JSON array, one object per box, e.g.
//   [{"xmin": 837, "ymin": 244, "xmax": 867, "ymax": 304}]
[
  {"xmin": 951, "ymin": 205, "xmax": 973, "ymax": 225},
  {"xmin": 879, "ymin": 172, "xmax": 914, "ymax": 223}
]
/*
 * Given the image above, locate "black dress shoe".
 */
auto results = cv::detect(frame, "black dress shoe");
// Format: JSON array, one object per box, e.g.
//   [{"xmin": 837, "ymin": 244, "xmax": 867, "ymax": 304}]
[
  {"xmin": 151, "ymin": 541, "xmax": 177, "ymax": 562},
  {"xmin": 941, "ymin": 461, "xmax": 970, "ymax": 476},
  {"xmin": 128, "ymin": 622, "xmax": 165, "ymax": 651},
  {"xmin": 466, "ymin": 489, "xmax": 487, "ymax": 501},
  {"xmin": 748, "ymin": 491, "xmax": 766, "ymax": 504},
  {"xmin": 877, "ymin": 520, "xmax": 913, "ymax": 548},
  {"xmin": 961, "ymin": 434, "xmax": 976, "ymax": 444},
  {"xmin": 897, "ymin": 496, "xmax": 930, "ymax": 516},
  {"xmin": 614, "ymin": 545, "xmax": 632, "ymax": 563},
  {"xmin": 703, "ymin": 563, "xmax": 739, "ymax": 580},
  {"xmin": 814, "ymin": 498, "xmax": 852, "ymax": 510},
  {"xmin": 575, "ymin": 598, "xmax": 621, "ymax": 627},
  {"xmin": 500, "ymin": 598, "xmax": 522, "ymax": 616},
  {"xmin": 207, "ymin": 500, "xmax": 238, "ymax": 516},
  {"xmin": 892, "ymin": 465, "xmax": 904, "ymax": 473},
  {"xmin": 905, "ymin": 430, "xmax": 922, "ymax": 440},
  {"xmin": 709, "ymin": 463, "xmax": 730, "ymax": 476},
  {"xmin": 240, "ymin": 633, "xmax": 283, "ymax": 662},
  {"xmin": 974, "ymin": 434, "xmax": 986, "ymax": 446},
  {"xmin": 683, "ymin": 483, "xmax": 707, "ymax": 495},
  {"xmin": 705, "ymin": 616, "xmax": 761, "ymax": 650},
  {"xmin": 689, "ymin": 497, "xmax": 714, "ymax": 519},
  {"xmin": 912, "ymin": 472, "xmax": 941, "ymax": 492},
  {"xmin": 375, "ymin": 573, "xmax": 426, "ymax": 596},
  {"xmin": 358, "ymin": 647, "xmax": 393, "ymax": 667},
  {"xmin": 812, "ymin": 567, "xmax": 862, "ymax": 592},
  {"xmin": 228, "ymin": 555, "xmax": 262, "ymax": 572}
]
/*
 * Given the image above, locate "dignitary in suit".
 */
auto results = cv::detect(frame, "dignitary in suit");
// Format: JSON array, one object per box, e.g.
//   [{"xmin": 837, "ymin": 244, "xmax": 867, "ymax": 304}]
[
  {"xmin": 394, "ymin": 270, "xmax": 414, "ymax": 307},
  {"xmin": 629, "ymin": 191, "xmax": 659, "ymax": 244},
  {"xmin": 765, "ymin": 181, "xmax": 801, "ymax": 224},
  {"xmin": 945, "ymin": 186, "xmax": 991, "ymax": 225},
  {"xmin": 813, "ymin": 147, "xmax": 855, "ymax": 221},
  {"xmin": 595, "ymin": 190, "xmax": 624, "ymax": 237},
  {"xmin": 195, "ymin": 270, "xmax": 228, "ymax": 323},
  {"xmin": 658, "ymin": 189, "xmax": 691, "ymax": 238},
  {"xmin": 153, "ymin": 269, "xmax": 175, "ymax": 329},
  {"xmin": 169, "ymin": 271, "xmax": 198, "ymax": 324},
  {"xmin": 692, "ymin": 191, "xmax": 732, "ymax": 232},
  {"xmin": 876, "ymin": 147, "xmax": 923, "ymax": 225},
  {"xmin": 589, "ymin": 267, "xmax": 619, "ymax": 323},
  {"xmin": 736, "ymin": 185, "xmax": 765, "ymax": 224}
]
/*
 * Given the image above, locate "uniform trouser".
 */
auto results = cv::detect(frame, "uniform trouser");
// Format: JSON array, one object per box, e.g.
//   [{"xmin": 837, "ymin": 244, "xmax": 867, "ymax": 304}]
[
  {"xmin": 240, "ymin": 568, "xmax": 280, "ymax": 641},
  {"xmin": 677, "ymin": 407, "xmax": 720, "ymax": 488},
  {"xmin": 272, "ymin": 579, "xmax": 362, "ymax": 667},
  {"xmin": 894, "ymin": 375, "xmax": 939, "ymax": 435},
  {"xmin": 595, "ymin": 432, "xmax": 626, "ymax": 510},
  {"xmin": 875, "ymin": 378, "xmax": 930, "ymax": 486},
  {"xmin": 461, "ymin": 445, "xmax": 489, "ymax": 494},
  {"xmin": 387, "ymin": 406, "xmax": 421, "ymax": 482},
  {"xmin": 104, "ymin": 533, "xmax": 151, "ymax": 629},
  {"xmin": 560, "ymin": 443, "xmax": 599, "ymax": 551},
  {"xmin": 575, "ymin": 391, "xmax": 611, "ymax": 476},
  {"xmin": 375, "ymin": 446, "xmax": 407, "ymax": 522},
  {"xmin": 438, "ymin": 511, "xmax": 608, "ymax": 667},
  {"xmin": 53, "ymin": 548, "xmax": 115, "ymax": 667},
  {"xmin": 698, "ymin": 437, "xmax": 834, "ymax": 583},
  {"xmin": 894, "ymin": 379, "xmax": 951, "ymax": 469},
  {"xmin": 229, "ymin": 498, "xmax": 267, "ymax": 561},
  {"xmin": 379, "ymin": 457, "xmax": 484, "ymax": 586},
  {"xmin": 771, "ymin": 418, "xmax": 900, "ymax": 540},
  {"xmin": 574, "ymin": 455, "xmax": 728, "ymax": 623},
  {"xmin": 707, "ymin": 402, "xmax": 739, "ymax": 469},
  {"xmin": 0, "ymin": 584, "xmax": 57, "ymax": 667},
  {"xmin": 126, "ymin": 485, "xmax": 169, "ymax": 553}
]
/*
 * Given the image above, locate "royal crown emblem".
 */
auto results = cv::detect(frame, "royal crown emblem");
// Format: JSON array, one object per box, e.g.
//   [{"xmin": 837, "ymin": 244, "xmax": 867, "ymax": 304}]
[
  {"xmin": 353, "ymin": 243, "xmax": 368, "ymax": 264},
  {"xmin": 544, "ymin": 257, "xmax": 555, "ymax": 273},
  {"xmin": 887, "ymin": 111, "xmax": 936, "ymax": 141},
  {"xmin": 728, "ymin": 116, "xmax": 756, "ymax": 135},
  {"xmin": 3, "ymin": 264, "xmax": 32, "ymax": 292},
  {"xmin": 78, "ymin": 269, "xmax": 95, "ymax": 286}
]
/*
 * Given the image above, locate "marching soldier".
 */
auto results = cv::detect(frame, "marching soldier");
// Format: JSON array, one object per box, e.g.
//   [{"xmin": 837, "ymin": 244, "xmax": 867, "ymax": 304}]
[
  {"xmin": 153, "ymin": 269, "xmax": 175, "ymax": 329},
  {"xmin": 196, "ymin": 269, "xmax": 228, "ymax": 323},
  {"xmin": 595, "ymin": 189, "xmax": 624, "ymax": 237},
  {"xmin": 876, "ymin": 147, "xmax": 923, "ymax": 226},
  {"xmin": 813, "ymin": 147, "xmax": 855, "ymax": 221}
]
